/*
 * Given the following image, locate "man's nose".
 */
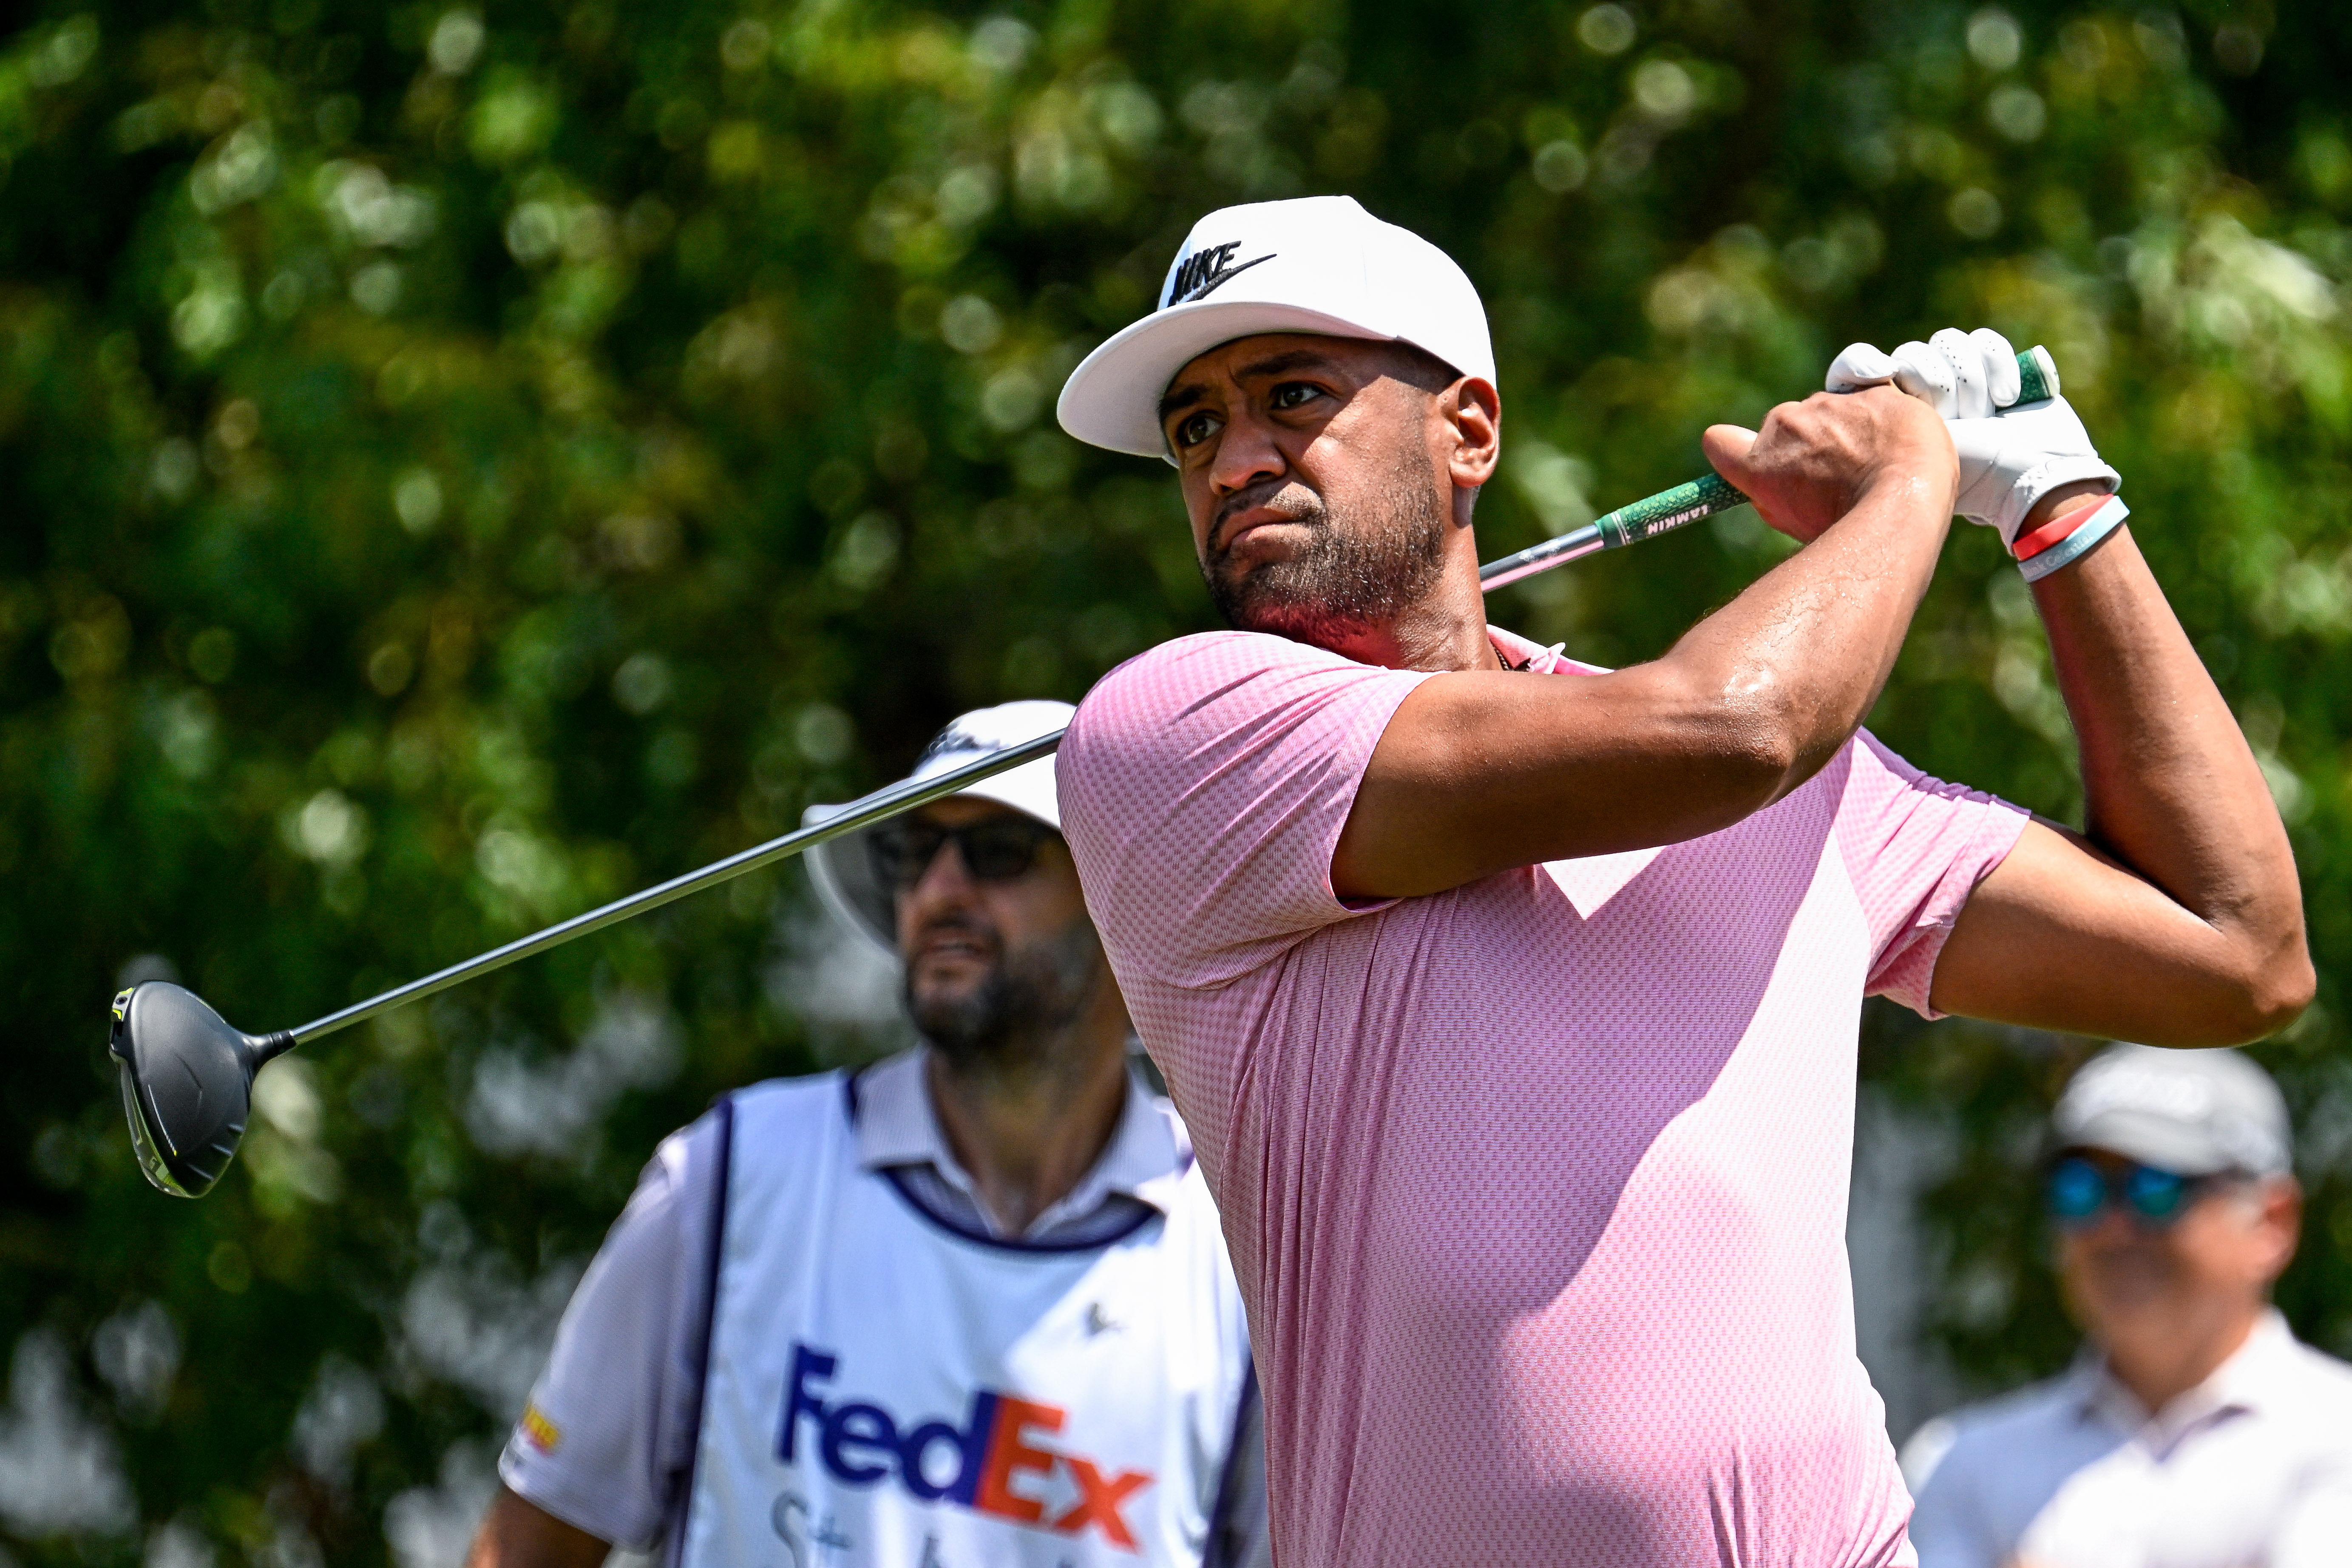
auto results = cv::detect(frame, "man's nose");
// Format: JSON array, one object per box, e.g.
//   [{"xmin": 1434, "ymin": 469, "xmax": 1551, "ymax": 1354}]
[
  {"xmin": 902, "ymin": 839, "xmax": 979, "ymax": 914},
  {"xmin": 897, "ymin": 840, "xmax": 987, "ymax": 948},
  {"xmin": 1209, "ymin": 405, "xmax": 1286, "ymax": 498},
  {"xmin": 2078, "ymin": 1204, "xmax": 2159, "ymax": 1247}
]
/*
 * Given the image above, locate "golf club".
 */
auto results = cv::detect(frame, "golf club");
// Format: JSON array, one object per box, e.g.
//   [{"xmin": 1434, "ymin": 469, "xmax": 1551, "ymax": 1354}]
[{"xmin": 111, "ymin": 346, "xmax": 2059, "ymax": 1197}]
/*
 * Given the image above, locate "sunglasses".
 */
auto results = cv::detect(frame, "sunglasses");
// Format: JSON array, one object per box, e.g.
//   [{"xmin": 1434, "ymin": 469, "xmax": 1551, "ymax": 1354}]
[
  {"xmin": 2044, "ymin": 1155, "xmax": 2219, "ymax": 1229},
  {"xmin": 867, "ymin": 817, "xmax": 1058, "ymax": 890}
]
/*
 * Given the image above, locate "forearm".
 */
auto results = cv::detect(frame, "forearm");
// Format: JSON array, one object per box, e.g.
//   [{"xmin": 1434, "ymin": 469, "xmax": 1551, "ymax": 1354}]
[
  {"xmin": 1339, "ymin": 469, "xmax": 1952, "ymax": 894},
  {"xmin": 465, "ymin": 1487, "xmax": 611, "ymax": 1568},
  {"xmin": 1656, "ymin": 467, "xmax": 1954, "ymax": 796},
  {"xmin": 2034, "ymin": 523, "xmax": 2311, "ymax": 1016}
]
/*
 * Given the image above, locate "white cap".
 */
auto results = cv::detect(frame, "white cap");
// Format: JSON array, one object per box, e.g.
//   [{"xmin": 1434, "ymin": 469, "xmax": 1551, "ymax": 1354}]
[
  {"xmin": 2053, "ymin": 1043, "xmax": 2293, "ymax": 1178},
  {"xmin": 1056, "ymin": 195, "xmax": 1496, "ymax": 458},
  {"xmin": 802, "ymin": 700, "xmax": 1072, "ymax": 958}
]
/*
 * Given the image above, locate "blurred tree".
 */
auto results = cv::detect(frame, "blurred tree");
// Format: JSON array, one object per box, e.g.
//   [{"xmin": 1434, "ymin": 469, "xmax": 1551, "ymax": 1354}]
[{"xmin": 0, "ymin": 0, "xmax": 2345, "ymax": 1562}]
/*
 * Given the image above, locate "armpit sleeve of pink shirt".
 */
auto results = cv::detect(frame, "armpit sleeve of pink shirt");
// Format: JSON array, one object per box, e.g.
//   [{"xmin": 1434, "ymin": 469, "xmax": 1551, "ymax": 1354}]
[
  {"xmin": 1057, "ymin": 631, "xmax": 1433, "ymax": 987},
  {"xmin": 1837, "ymin": 729, "xmax": 2033, "ymax": 1017}
]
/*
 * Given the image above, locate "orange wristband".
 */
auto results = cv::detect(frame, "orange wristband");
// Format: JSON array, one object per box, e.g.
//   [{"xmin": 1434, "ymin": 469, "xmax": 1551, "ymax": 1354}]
[
  {"xmin": 2017, "ymin": 494, "xmax": 2130, "ymax": 582},
  {"xmin": 2012, "ymin": 494, "xmax": 2111, "ymax": 561}
]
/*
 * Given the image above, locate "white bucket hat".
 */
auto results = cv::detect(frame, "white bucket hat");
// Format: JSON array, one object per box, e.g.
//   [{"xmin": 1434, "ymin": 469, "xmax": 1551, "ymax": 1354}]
[
  {"xmin": 802, "ymin": 700, "xmax": 1072, "ymax": 958},
  {"xmin": 1056, "ymin": 195, "xmax": 1496, "ymax": 459}
]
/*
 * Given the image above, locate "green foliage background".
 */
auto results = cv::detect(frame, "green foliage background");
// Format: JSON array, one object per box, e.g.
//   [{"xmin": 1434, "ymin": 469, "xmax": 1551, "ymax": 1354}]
[{"xmin": 0, "ymin": 0, "xmax": 2346, "ymax": 1560}]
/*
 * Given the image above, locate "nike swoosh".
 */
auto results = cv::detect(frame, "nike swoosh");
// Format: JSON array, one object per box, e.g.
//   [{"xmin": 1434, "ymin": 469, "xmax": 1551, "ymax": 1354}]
[{"xmin": 1175, "ymin": 253, "xmax": 1273, "ymax": 305}]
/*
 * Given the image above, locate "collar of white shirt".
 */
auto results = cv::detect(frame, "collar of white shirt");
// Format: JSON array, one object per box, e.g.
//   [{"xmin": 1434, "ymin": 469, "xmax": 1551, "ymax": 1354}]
[
  {"xmin": 849, "ymin": 1046, "xmax": 1193, "ymax": 1237},
  {"xmin": 2076, "ymin": 1307, "xmax": 2295, "ymax": 1454}
]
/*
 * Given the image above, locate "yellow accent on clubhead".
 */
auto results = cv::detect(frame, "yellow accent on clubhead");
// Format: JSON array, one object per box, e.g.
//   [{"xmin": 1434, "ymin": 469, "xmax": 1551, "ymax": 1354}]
[{"xmin": 112, "ymin": 988, "xmax": 133, "ymax": 1023}]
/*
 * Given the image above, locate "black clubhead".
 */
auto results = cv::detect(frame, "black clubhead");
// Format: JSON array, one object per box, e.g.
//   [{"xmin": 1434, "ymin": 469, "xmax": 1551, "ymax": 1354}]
[{"xmin": 107, "ymin": 983, "xmax": 295, "ymax": 1199}]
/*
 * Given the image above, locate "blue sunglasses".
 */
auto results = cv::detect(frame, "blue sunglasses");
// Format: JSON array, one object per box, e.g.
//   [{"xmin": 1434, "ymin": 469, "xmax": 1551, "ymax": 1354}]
[{"xmin": 2045, "ymin": 1156, "xmax": 2214, "ymax": 1228}]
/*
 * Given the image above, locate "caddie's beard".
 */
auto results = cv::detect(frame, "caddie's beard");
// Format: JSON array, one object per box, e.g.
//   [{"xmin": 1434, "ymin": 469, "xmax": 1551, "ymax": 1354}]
[
  {"xmin": 1203, "ymin": 468, "xmax": 1447, "ymax": 643},
  {"xmin": 905, "ymin": 916, "xmax": 1105, "ymax": 1077}
]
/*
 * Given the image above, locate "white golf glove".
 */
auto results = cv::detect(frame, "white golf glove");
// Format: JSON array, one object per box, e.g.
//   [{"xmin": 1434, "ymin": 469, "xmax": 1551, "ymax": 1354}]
[{"xmin": 1826, "ymin": 326, "xmax": 2120, "ymax": 550}]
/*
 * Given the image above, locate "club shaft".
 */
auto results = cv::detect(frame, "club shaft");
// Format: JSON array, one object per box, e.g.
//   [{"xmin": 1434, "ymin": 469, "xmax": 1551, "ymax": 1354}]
[
  {"xmin": 1476, "ymin": 472, "xmax": 1748, "ymax": 591},
  {"xmin": 286, "ymin": 469, "xmax": 1751, "ymax": 1046},
  {"xmin": 289, "ymin": 731, "xmax": 1063, "ymax": 1043}
]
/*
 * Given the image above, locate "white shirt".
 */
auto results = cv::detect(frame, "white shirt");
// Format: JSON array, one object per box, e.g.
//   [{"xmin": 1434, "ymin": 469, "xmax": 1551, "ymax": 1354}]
[
  {"xmin": 674, "ymin": 1069, "xmax": 1252, "ymax": 1568},
  {"xmin": 854, "ymin": 1048, "xmax": 1192, "ymax": 1244},
  {"xmin": 1905, "ymin": 1310, "xmax": 2352, "ymax": 1568},
  {"xmin": 498, "ymin": 1049, "xmax": 1264, "ymax": 1557}
]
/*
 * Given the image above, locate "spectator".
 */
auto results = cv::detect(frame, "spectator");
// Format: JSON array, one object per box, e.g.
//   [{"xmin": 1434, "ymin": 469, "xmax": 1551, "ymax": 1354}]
[
  {"xmin": 465, "ymin": 702, "xmax": 1266, "ymax": 1568},
  {"xmin": 1905, "ymin": 1043, "xmax": 2352, "ymax": 1567}
]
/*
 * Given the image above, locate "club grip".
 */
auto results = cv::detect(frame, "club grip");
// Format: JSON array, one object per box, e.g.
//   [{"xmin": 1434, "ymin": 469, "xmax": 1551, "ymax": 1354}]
[
  {"xmin": 2015, "ymin": 345, "xmax": 2059, "ymax": 403},
  {"xmin": 1592, "ymin": 471, "xmax": 1748, "ymax": 550}
]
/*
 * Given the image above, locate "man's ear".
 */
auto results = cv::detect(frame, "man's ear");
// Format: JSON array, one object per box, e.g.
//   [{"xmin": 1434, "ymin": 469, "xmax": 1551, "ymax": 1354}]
[
  {"xmin": 2254, "ymin": 1177, "xmax": 2302, "ymax": 1287},
  {"xmin": 1442, "ymin": 376, "xmax": 1501, "ymax": 491}
]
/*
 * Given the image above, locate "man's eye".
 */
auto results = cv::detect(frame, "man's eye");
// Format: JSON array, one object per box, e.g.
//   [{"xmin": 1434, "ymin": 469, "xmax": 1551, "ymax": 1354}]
[
  {"xmin": 1269, "ymin": 381, "xmax": 1322, "ymax": 411},
  {"xmin": 1173, "ymin": 411, "xmax": 1220, "ymax": 448}
]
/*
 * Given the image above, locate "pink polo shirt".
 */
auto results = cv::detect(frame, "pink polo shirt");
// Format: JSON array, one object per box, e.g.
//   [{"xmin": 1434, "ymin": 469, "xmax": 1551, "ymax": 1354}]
[{"xmin": 1058, "ymin": 627, "xmax": 2030, "ymax": 1568}]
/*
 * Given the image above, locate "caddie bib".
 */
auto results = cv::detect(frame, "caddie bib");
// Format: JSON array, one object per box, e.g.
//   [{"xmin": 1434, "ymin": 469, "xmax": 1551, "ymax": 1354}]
[{"xmin": 675, "ymin": 1073, "xmax": 1252, "ymax": 1568}]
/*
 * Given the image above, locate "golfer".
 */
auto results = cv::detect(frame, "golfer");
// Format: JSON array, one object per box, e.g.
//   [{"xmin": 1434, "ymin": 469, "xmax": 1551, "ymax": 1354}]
[
  {"xmin": 1906, "ymin": 1043, "xmax": 2352, "ymax": 1566},
  {"xmin": 1049, "ymin": 196, "xmax": 2311, "ymax": 1565},
  {"xmin": 465, "ymin": 703, "xmax": 1266, "ymax": 1568}
]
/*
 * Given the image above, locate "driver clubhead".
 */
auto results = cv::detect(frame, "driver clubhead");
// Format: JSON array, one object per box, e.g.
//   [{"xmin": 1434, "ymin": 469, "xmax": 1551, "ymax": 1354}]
[{"xmin": 108, "ymin": 982, "xmax": 292, "ymax": 1199}]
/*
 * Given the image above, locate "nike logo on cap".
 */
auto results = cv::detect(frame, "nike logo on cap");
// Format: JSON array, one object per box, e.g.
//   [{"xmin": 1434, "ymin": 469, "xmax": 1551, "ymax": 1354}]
[{"xmin": 1165, "ymin": 241, "xmax": 1274, "ymax": 306}]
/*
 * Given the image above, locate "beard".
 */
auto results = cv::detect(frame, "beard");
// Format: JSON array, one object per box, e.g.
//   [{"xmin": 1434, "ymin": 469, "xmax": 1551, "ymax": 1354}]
[
  {"xmin": 904, "ymin": 916, "xmax": 1105, "ymax": 1076},
  {"xmin": 1202, "ymin": 462, "xmax": 1448, "ymax": 644}
]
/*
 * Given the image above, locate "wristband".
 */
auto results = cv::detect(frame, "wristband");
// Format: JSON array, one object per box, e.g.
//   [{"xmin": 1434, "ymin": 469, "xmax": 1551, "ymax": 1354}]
[
  {"xmin": 2008, "ymin": 496, "xmax": 2103, "ymax": 560},
  {"xmin": 2016, "ymin": 493, "xmax": 2128, "ymax": 583}
]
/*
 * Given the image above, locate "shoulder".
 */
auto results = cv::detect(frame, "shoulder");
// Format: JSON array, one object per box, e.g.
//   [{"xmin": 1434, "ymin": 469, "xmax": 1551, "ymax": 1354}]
[
  {"xmin": 1849, "ymin": 726, "xmax": 1917, "ymax": 777},
  {"xmin": 553, "ymin": 1106, "xmax": 745, "ymax": 1336},
  {"xmin": 620, "ymin": 1104, "xmax": 728, "ymax": 1224},
  {"xmin": 1071, "ymin": 631, "xmax": 1360, "ymax": 730},
  {"xmin": 2291, "ymin": 1338, "xmax": 2352, "ymax": 1387},
  {"xmin": 1944, "ymin": 1373, "xmax": 2086, "ymax": 1440},
  {"xmin": 2267, "ymin": 1334, "xmax": 2352, "ymax": 1424},
  {"xmin": 1059, "ymin": 631, "xmax": 1389, "ymax": 851},
  {"xmin": 1115, "ymin": 628, "xmax": 1357, "ymax": 676},
  {"xmin": 1905, "ymin": 1374, "xmax": 2086, "ymax": 1494},
  {"xmin": 1064, "ymin": 629, "xmax": 1432, "ymax": 782},
  {"xmin": 587, "ymin": 1099, "xmax": 743, "ymax": 1269},
  {"xmin": 641, "ymin": 1072, "xmax": 851, "ymax": 1218},
  {"xmin": 726, "ymin": 1068, "xmax": 852, "ymax": 1134}
]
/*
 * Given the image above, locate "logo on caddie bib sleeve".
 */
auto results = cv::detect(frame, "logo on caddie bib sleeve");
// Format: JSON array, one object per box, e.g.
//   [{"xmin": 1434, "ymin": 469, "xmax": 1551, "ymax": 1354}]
[
  {"xmin": 518, "ymin": 1404, "xmax": 563, "ymax": 1455},
  {"xmin": 781, "ymin": 1343, "xmax": 1154, "ymax": 1551}
]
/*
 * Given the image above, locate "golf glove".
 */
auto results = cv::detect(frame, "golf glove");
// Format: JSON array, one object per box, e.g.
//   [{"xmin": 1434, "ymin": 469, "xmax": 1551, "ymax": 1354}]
[{"xmin": 1826, "ymin": 327, "xmax": 2119, "ymax": 550}]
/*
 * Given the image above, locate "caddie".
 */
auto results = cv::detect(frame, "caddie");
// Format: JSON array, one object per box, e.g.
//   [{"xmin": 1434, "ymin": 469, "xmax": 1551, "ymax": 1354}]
[
  {"xmin": 464, "ymin": 702, "xmax": 1268, "ymax": 1568},
  {"xmin": 1050, "ymin": 195, "xmax": 2312, "ymax": 1564}
]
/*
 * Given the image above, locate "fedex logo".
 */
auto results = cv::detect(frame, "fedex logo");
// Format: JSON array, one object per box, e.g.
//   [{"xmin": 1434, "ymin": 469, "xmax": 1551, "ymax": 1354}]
[{"xmin": 780, "ymin": 1344, "xmax": 1153, "ymax": 1551}]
